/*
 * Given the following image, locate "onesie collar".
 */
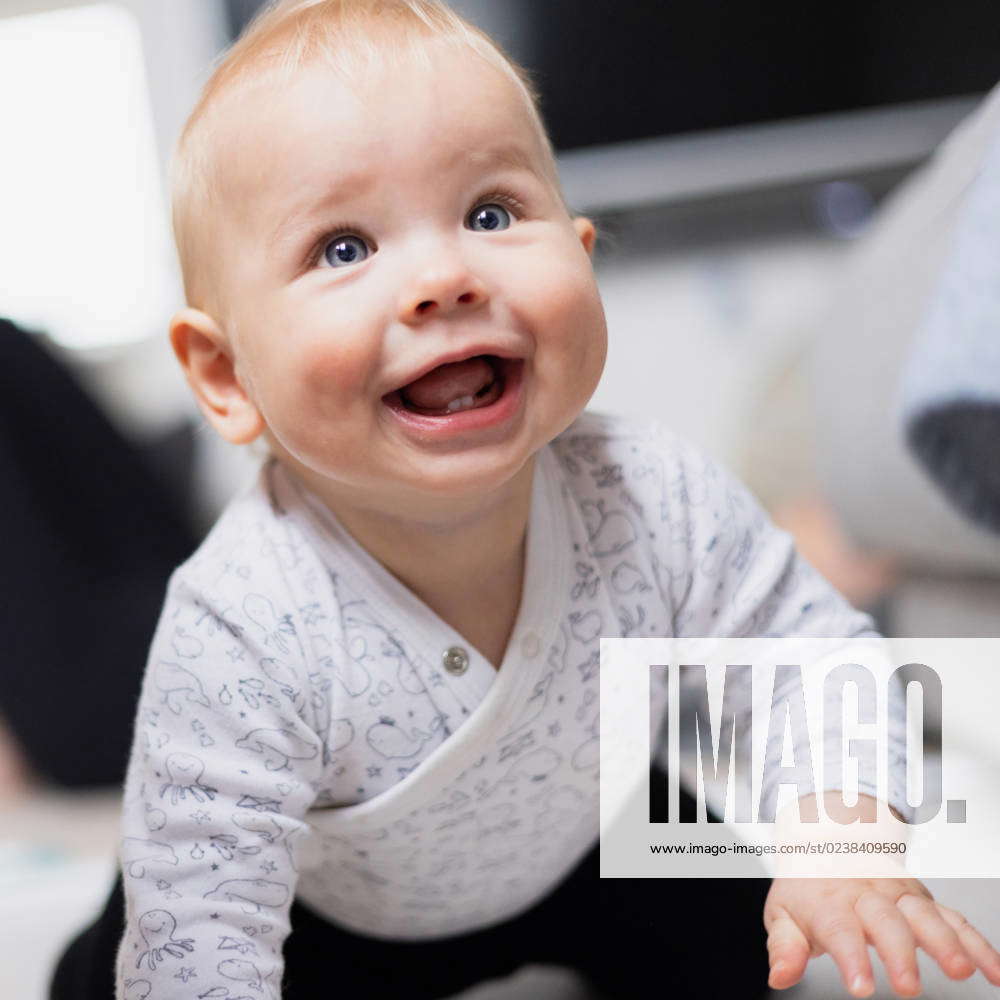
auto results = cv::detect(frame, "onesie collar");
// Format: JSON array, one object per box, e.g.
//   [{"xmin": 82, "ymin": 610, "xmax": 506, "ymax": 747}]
[{"xmin": 271, "ymin": 446, "xmax": 572, "ymax": 727}]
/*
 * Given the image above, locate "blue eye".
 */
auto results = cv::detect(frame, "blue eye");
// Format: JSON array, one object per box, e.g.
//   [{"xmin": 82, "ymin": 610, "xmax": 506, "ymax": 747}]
[
  {"xmin": 323, "ymin": 235, "xmax": 369, "ymax": 268},
  {"xmin": 467, "ymin": 203, "xmax": 511, "ymax": 232}
]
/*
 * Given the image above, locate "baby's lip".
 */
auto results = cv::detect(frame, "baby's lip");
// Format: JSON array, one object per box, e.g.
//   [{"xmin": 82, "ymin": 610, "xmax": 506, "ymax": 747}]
[{"xmin": 383, "ymin": 343, "xmax": 526, "ymax": 398}]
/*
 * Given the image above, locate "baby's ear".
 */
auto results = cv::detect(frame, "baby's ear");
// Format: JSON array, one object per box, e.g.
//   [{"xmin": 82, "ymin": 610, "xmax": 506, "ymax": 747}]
[
  {"xmin": 170, "ymin": 308, "xmax": 265, "ymax": 445},
  {"xmin": 573, "ymin": 216, "xmax": 597, "ymax": 256}
]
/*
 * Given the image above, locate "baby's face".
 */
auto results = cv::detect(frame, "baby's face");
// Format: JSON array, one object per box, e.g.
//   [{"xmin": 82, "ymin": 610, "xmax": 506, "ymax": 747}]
[{"xmin": 211, "ymin": 44, "xmax": 606, "ymax": 517}]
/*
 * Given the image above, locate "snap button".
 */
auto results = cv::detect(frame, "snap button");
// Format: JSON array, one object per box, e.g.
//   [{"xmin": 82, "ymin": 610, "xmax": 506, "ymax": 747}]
[
  {"xmin": 442, "ymin": 645, "xmax": 469, "ymax": 675},
  {"xmin": 520, "ymin": 631, "xmax": 541, "ymax": 658}
]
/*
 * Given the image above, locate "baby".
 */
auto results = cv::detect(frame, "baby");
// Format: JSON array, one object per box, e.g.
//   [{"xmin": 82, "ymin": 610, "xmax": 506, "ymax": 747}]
[{"xmin": 50, "ymin": 2, "xmax": 1000, "ymax": 999}]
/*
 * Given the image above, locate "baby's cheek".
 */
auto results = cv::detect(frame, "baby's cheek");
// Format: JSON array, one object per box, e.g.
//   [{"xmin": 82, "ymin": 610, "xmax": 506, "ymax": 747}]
[
  {"xmin": 255, "ymin": 344, "xmax": 374, "ymax": 466},
  {"xmin": 523, "ymin": 269, "xmax": 606, "ymax": 429},
  {"xmin": 533, "ymin": 254, "xmax": 604, "ymax": 339},
  {"xmin": 295, "ymin": 337, "xmax": 375, "ymax": 402},
  {"xmin": 536, "ymin": 265, "xmax": 607, "ymax": 381},
  {"xmin": 269, "ymin": 410, "xmax": 363, "ymax": 479}
]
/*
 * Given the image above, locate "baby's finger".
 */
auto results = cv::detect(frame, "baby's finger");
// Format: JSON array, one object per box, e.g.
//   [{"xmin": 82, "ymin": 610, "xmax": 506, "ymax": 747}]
[
  {"xmin": 932, "ymin": 901, "xmax": 1000, "ymax": 986},
  {"xmin": 854, "ymin": 891, "xmax": 920, "ymax": 997},
  {"xmin": 895, "ymin": 894, "xmax": 975, "ymax": 981},
  {"xmin": 809, "ymin": 904, "xmax": 874, "ymax": 997},
  {"xmin": 766, "ymin": 909, "xmax": 810, "ymax": 990}
]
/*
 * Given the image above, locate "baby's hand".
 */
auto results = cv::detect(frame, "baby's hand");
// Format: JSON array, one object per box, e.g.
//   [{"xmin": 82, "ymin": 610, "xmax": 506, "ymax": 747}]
[{"xmin": 764, "ymin": 877, "xmax": 1000, "ymax": 997}]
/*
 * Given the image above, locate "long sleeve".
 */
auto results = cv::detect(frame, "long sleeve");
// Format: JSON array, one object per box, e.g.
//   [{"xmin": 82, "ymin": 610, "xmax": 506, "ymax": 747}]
[
  {"xmin": 650, "ymin": 427, "xmax": 911, "ymax": 822},
  {"xmin": 115, "ymin": 568, "xmax": 325, "ymax": 999}
]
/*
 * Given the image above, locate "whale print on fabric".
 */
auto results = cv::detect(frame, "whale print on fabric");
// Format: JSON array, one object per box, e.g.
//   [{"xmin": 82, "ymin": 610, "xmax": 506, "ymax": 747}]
[
  {"xmin": 235, "ymin": 726, "xmax": 320, "ymax": 771},
  {"xmin": 122, "ymin": 837, "xmax": 179, "ymax": 878},
  {"xmin": 153, "ymin": 661, "xmax": 211, "ymax": 715},
  {"xmin": 203, "ymin": 878, "xmax": 290, "ymax": 915},
  {"xmin": 121, "ymin": 980, "xmax": 151, "ymax": 1000},
  {"xmin": 366, "ymin": 714, "xmax": 443, "ymax": 759}
]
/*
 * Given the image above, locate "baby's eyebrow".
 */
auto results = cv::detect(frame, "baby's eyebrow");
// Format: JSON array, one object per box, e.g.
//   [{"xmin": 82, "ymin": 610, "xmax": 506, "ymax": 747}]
[
  {"xmin": 268, "ymin": 142, "xmax": 540, "ymax": 252},
  {"xmin": 268, "ymin": 169, "xmax": 375, "ymax": 251},
  {"xmin": 462, "ymin": 142, "xmax": 539, "ymax": 177}
]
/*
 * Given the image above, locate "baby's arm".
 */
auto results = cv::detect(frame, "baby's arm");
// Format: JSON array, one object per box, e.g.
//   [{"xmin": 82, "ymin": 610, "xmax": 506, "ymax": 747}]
[
  {"xmin": 655, "ymin": 431, "xmax": 999, "ymax": 992},
  {"xmin": 115, "ymin": 572, "xmax": 324, "ymax": 999},
  {"xmin": 662, "ymin": 429, "xmax": 909, "ymax": 817}
]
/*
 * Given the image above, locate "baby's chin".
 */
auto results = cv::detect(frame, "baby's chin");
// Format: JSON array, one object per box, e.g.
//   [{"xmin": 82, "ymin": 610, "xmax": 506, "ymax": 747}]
[
  {"xmin": 266, "ymin": 432, "xmax": 538, "ymax": 521},
  {"xmin": 375, "ymin": 447, "xmax": 541, "ymax": 519},
  {"xmin": 375, "ymin": 400, "xmax": 593, "ymax": 514}
]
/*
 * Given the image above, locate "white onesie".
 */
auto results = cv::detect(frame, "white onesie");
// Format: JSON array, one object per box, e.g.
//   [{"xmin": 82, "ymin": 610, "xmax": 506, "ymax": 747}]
[{"xmin": 115, "ymin": 410, "xmax": 910, "ymax": 998}]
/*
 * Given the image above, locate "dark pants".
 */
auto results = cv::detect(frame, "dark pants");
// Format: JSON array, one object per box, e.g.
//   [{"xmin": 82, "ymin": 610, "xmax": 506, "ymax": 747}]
[{"xmin": 52, "ymin": 779, "xmax": 771, "ymax": 999}]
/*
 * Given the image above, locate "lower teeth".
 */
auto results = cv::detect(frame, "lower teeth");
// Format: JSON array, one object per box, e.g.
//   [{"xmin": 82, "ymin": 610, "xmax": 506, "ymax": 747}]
[{"xmin": 399, "ymin": 372, "xmax": 502, "ymax": 415}]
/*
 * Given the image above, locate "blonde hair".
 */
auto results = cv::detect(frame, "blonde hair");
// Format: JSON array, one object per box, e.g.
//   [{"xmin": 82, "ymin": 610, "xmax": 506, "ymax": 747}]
[{"xmin": 170, "ymin": 0, "xmax": 562, "ymax": 314}]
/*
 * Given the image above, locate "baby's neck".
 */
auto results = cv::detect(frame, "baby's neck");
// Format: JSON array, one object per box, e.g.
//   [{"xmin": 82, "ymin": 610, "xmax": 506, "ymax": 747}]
[{"xmin": 319, "ymin": 458, "xmax": 535, "ymax": 670}]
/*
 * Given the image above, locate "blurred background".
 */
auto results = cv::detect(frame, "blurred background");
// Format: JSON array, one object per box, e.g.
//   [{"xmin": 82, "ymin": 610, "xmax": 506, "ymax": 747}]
[{"xmin": 3, "ymin": 1, "xmax": 1000, "ymax": 997}]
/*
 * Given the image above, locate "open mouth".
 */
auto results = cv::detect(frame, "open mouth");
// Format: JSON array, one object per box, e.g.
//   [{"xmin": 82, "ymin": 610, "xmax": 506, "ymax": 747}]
[{"xmin": 383, "ymin": 354, "xmax": 516, "ymax": 417}]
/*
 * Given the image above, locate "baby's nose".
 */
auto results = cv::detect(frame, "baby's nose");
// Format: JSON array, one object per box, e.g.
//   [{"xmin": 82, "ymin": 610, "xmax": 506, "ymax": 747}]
[{"xmin": 398, "ymin": 263, "xmax": 489, "ymax": 323}]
